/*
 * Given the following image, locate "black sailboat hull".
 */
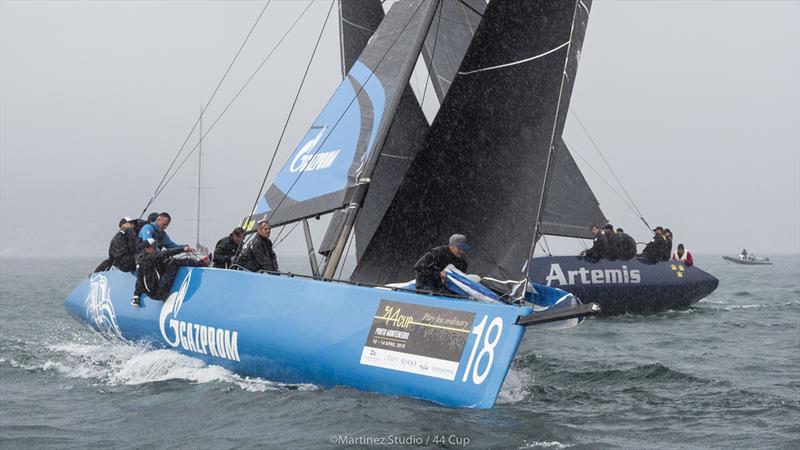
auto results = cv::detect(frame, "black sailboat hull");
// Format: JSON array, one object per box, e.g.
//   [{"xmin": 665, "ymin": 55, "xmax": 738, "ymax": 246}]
[{"xmin": 529, "ymin": 256, "xmax": 719, "ymax": 315}]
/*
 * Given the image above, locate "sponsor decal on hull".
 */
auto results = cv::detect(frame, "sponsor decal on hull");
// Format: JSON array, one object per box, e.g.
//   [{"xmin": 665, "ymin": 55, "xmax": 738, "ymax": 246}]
[
  {"xmin": 85, "ymin": 274, "xmax": 123, "ymax": 338},
  {"xmin": 545, "ymin": 263, "xmax": 641, "ymax": 287},
  {"xmin": 361, "ymin": 300, "xmax": 474, "ymax": 381},
  {"xmin": 159, "ymin": 272, "xmax": 240, "ymax": 361}
]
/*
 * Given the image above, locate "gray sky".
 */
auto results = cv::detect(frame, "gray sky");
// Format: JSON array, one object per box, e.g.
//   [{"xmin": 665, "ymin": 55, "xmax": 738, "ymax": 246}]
[{"xmin": 2, "ymin": 0, "xmax": 798, "ymax": 261}]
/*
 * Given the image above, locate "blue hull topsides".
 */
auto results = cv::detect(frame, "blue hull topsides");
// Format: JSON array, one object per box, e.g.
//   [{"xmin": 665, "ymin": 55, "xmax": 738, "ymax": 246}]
[
  {"xmin": 529, "ymin": 256, "xmax": 719, "ymax": 315},
  {"xmin": 65, "ymin": 268, "xmax": 533, "ymax": 408}
]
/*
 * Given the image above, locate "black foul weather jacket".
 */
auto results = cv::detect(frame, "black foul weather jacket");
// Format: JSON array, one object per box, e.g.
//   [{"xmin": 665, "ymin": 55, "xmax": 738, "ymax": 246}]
[
  {"xmin": 133, "ymin": 247, "xmax": 185, "ymax": 299},
  {"xmin": 643, "ymin": 235, "xmax": 668, "ymax": 263},
  {"xmin": 605, "ymin": 231, "xmax": 621, "ymax": 261},
  {"xmin": 109, "ymin": 228, "xmax": 140, "ymax": 272},
  {"xmin": 212, "ymin": 235, "xmax": 239, "ymax": 269},
  {"xmin": 414, "ymin": 245, "xmax": 468, "ymax": 292},
  {"xmin": 236, "ymin": 235, "xmax": 279, "ymax": 273},
  {"xmin": 584, "ymin": 233, "xmax": 608, "ymax": 261},
  {"xmin": 618, "ymin": 232, "xmax": 637, "ymax": 260}
]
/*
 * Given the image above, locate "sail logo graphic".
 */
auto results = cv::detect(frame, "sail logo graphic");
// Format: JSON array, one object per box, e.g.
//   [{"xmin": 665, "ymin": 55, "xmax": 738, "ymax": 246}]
[
  {"xmin": 159, "ymin": 271, "xmax": 240, "ymax": 361},
  {"xmin": 289, "ymin": 126, "xmax": 340, "ymax": 173},
  {"xmin": 85, "ymin": 274, "xmax": 123, "ymax": 338},
  {"xmin": 545, "ymin": 263, "xmax": 641, "ymax": 286}
]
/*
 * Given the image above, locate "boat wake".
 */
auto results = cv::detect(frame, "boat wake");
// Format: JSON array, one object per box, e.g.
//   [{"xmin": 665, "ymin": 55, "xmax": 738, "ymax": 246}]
[
  {"xmin": 497, "ymin": 365, "xmax": 535, "ymax": 404},
  {"xmin": 4, "ymin": 339, "xmax": 316, "ymax": 393}
]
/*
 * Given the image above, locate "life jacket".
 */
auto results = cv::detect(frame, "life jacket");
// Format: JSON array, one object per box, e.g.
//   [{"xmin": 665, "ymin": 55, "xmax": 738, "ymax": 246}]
[{"xmin": 672, "ymin": 250, "xmax": 690, "ymax": 262}]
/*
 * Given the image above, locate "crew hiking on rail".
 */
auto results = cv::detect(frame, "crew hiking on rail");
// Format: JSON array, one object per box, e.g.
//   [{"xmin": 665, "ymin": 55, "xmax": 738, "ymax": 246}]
[{"xmin": 580, "ymin": 223, "xmax": 687, "ymax": 264}]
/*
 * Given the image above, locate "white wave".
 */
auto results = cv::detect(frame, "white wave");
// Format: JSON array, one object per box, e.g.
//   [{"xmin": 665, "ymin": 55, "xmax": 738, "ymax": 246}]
[
  {"xmin": 497, "ymin": 366, "xmax": 533, "ymax": 404},
  {"xmin": 41, "ymin": 342, "xmax": 316, "ymax": 392},
  {"xmin": 518, "ymin": 440, "xmax": 573, "ymax": 449}
]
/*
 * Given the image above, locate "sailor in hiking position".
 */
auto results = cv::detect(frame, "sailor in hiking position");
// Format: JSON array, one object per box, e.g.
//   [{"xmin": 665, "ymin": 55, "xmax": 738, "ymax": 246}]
[
  {"xmin": 131, "ymin": 239, "xmax": 204, "ymax": 307},
  {"xmin": 642, "ymin": 226, "xmax": 668, "ymax": 263},
  {"xmin": 139, "ymin": 212, "xmax": 184, "ymax": 250},
  {"xmin": 616, "ymin": 227, "xmax": 637, "ymax": 260},
  {"xmin": 414, "ymin": 234, "xmax": 469, "ymax": 293},
  {"xmin": 94, "ymin": 217, "xmax": 140, "ymax": 273},
  {"xmin": 603, "ymin": 224, "xmax": 621, "ymax": 261},
  {"xmin": 235, "ymin": 220, "xmax": 279, "ymax": 273},
  {"xmin": 580, "ymin": 225, "xmax": 607, "ymax": 261}
]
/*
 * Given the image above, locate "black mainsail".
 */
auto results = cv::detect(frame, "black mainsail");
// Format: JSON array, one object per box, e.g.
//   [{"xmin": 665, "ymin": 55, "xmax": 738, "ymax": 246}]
[
  {"xmin": 421, "ymin": 0, "xmax": 486, "ymax": 103},
  {"xmin": 351, "ymin": 0, "xmax": 594, "ymax": 284},
  {"xmin": 419, "ymin": 0, "xmax": 605, "ymax": 241}
]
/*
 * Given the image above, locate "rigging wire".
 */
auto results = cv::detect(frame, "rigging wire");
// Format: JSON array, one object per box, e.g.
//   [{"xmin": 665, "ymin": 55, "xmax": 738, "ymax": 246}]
[
  {"xmin": 335, "ymin": 224, "xmax": 357, "ymax": 279},
  {"xmin": 563, "ymin": 137, "xmax": 639, "ymax": 215},
  {"xmin": 151, "ymin": 1, "xmax": 316, "ymax": 201},
  {"xmin": 245, "ymin": 0, "xmax": 337, "ymax": 228},
  {"xmin": 273, "ymin": 221, "xmax": 302, "ymax": 247},
  {"xmin": 260, "ymin": 0, "xmax": 430, "ymax": 226},
  {"xmin": 139, "ymin": 0, "xmax": 272, "ymax": 218},
  {"xmin": 569, "ymin": 108, "xmax": 652, "ymax": 231}
]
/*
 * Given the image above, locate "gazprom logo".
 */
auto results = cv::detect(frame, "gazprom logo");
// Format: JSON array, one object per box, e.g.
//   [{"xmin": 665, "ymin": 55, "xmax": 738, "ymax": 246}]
[
  {"xmin": 289, "ymin": 126, "xmax": 340, "ymax": 173},
  {"xmin": 159, "ymin": 271, "xmax": 240, "ymax": 361}
]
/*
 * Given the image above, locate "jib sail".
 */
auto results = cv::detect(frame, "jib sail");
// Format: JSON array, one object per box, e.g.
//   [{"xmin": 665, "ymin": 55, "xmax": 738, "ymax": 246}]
[
  {"xmin": 319, "ymin": 0, "xmax": 432, "ymax": 258},
  {"xmin": 245, "ymin": 0, "xmax": 441, "ymax": 229}
]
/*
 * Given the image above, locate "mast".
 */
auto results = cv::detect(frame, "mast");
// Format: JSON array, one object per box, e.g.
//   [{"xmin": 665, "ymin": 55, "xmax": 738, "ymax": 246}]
[
  {"xmin": 525, "ymin": 1, "xmax": 590, "ymax": 279},
  {"xmin": 196, "ymin": 106, "xmax": 202, "ymax": 249}
]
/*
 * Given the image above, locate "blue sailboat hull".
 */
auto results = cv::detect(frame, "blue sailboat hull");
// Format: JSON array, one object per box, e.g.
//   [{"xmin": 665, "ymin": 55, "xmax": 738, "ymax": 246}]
[
  {"xmin": 64, "ymin": 267, "xmax": 533, "ymax": 408},
  {"xmin": 529, "ymin": 256, "xmax": 719, "ymax": 315}
]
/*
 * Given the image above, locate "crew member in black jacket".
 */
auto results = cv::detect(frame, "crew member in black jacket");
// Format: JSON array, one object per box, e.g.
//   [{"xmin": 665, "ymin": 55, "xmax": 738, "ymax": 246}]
[
  {"xmin": 642, "ymin": 226, "xmax": 667, "ymax": 263},
  {"xmin": 662, "ymin": 228, "xmax": 673, "ymax": 262},
  {"xmin": 94, "ymin": 217, "xmax": 139, "ymax": 272},
  {"xmin": 235, "ymin": 220, "xmax": 279, "ymax": 273},
  {"xmin": 616, "ymin": 227, "xmax": 637, "ymax": 260},
  {"xmin": 212, "ymin": 227, "xmax": 245, "ymax": 269},
  {"xmin": 414, "ymin": 234, "xmax": 469, "ymax": 293},
  {"xmin": 604, "ymin": 224, "xmax": 621, "ymax": 261},
  {"xmin": 131, "ymin": 239, "xmax": 202, "ymax": 307},
  {"xmin": 581, "ymin": 224, "xmax": 607, "ymax": 261}
]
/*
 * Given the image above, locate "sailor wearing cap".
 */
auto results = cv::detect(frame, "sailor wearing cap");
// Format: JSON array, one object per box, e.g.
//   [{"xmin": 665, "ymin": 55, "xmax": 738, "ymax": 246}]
[
  {"xmin": 642, "ymin": 226, "xmax": 668, "ymax": 263},
  {"xmin": 413, "ymin": 234, "xmax": 469, "ymax": 293}
]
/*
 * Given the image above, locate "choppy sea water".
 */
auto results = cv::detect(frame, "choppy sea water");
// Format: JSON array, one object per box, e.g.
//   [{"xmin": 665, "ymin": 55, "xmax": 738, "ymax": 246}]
[{"xmin": 1, "ymin": 255, "xmax": 798, "ymax": 449}]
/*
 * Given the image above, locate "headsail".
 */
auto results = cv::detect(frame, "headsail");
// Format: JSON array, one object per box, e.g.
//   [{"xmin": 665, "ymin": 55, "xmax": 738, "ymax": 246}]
[
  {"xmin": 246, "ymin": 0, "xmax": 441, "ymax": 229},
  {"xmin": 351, "ymin": 0, "xmax": 594, "ymax": 285},
  {"xmin": 319, "ymin": 0, "xmax": 431, "ymax": 259},
  {"xmin": 540, "ymin": 138, "xmax": 606, "ymax": 239}
]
